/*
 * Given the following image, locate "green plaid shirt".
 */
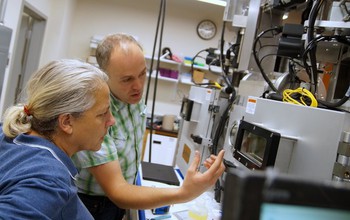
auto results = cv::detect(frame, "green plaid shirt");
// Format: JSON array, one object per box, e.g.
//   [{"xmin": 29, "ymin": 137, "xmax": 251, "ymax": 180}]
[{"xmin": 72, "ymin": 94, "xmax": 146, "ymax": 195}]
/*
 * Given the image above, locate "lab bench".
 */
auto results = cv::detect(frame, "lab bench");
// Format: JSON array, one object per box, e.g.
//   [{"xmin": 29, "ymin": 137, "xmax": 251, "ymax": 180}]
[{"xmin": 136, "ymin": 163, "xmax": 221, "ymax": 220}]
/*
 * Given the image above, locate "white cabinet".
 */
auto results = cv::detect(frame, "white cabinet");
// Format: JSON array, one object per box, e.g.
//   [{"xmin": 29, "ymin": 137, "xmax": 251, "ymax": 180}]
[{"xmin": 142, "ymin": 133, "xmax": 177, "ymax": 166}]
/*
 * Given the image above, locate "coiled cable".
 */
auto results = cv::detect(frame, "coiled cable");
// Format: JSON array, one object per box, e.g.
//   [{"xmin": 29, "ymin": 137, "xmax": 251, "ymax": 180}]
[{"xmin": 283, "ymin": 87, "xmax": 318, "ymax": 107}]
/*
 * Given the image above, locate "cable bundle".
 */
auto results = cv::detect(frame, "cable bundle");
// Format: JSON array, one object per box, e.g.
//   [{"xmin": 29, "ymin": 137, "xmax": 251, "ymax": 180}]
[{"xmin": 282, "ymin": 87, "xmax": 318, "ymax": 107}]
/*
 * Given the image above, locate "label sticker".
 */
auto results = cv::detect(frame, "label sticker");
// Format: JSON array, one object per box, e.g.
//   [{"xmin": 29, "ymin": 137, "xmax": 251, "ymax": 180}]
[
  {"xmin": 182, "ymin": 144, "xmax": 191, "ymax": 164},
  {"xmin": 205, "ymin": 89, "xmax": 212, "ymax": 101},
  {"xmin": 246, "ymin": 98, "xmax": 257, "ymax": 114}
]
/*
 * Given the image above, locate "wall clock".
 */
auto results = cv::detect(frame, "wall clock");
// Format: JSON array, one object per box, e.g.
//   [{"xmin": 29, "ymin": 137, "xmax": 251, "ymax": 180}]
[{"xmin": 196, "ymin": 19, "xmax": 217, "ymax": 40}]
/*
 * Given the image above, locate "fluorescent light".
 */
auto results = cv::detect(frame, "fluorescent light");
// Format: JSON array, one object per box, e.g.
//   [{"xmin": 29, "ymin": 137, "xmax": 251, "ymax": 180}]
[
  {"xmin": 282, "ymin": 12, "xmax": 289, "ymax": 20},
  {"xmin": 197, "ymin": 0, "xmax": 227, "ymax": 7}
]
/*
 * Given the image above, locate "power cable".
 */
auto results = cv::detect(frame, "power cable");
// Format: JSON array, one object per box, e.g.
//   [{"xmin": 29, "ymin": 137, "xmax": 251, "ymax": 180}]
[
  {"xmin": 145, "ymin": 0, "xmax": 167, "ymax": 163},
  {"xmin": 145, "ymin": 0, "xmax": 164, "ymax": 104},
  {"xmin": 305, "ymin": 0, "xmax": 325, "ymax": 94},
  {"xmin": 253, "ymin": 26, "xmax": 283, "ymax": 92}
]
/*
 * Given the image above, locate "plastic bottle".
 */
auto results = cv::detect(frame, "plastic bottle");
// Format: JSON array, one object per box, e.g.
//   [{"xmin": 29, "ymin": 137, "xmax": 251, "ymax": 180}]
[{"xmin": 188, "ymin": 198, "xmax": 208, "ymax": 220}]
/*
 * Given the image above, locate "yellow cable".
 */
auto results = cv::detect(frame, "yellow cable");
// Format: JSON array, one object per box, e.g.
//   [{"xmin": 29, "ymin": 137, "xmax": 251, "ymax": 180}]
[
  {"xmin": 213, "ymin": 82, "xmax": 222, "ymax": 89},
  {"xmin": 282, "ymin": 87, "xmax": 318, "ymax": 107}
]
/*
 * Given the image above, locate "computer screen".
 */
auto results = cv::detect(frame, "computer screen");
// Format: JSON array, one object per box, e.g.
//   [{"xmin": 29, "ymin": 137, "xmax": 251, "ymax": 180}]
[
  {"xmin": 222, "ymin": 169, "xmax": 350, "ymax": 220},
  {"xmin": 260, "ymin": 203, "xmax": 350, "ymax": 220}
]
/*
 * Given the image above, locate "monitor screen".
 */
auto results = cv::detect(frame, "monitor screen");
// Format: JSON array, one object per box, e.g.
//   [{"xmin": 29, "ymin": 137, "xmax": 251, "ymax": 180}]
[
  {"xmin": 222, "ymin": 169, "xmax": 350, "ymax": 220},
  {"xmin": 260, "ymin": 203, "xmax": 350, "ymax": 220}
]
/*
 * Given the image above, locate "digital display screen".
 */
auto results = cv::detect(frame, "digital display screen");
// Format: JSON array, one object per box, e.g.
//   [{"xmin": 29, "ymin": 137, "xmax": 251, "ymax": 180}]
[
  {"xmin": 240, "ymin": 130, "xmax": 267, "ymax": 165},
  {"xmin": 260, "ymin": 203, "xmax": 350, "ymax": 220}
]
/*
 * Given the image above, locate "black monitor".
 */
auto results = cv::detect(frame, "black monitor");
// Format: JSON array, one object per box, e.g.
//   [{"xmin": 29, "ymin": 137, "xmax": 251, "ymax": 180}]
[
  {"xmin": 222, "ymin": 168, "xmax": 350, "ymax": 220},
  {"xmin": 233, "ymin": 120, "xmax": 281, "ymax": 170}
]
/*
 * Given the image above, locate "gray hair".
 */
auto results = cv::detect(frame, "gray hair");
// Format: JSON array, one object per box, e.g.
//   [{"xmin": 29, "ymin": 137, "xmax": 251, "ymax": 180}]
[
  {"xmin": 96, "ymin": 33, "xmax": 143, "ymax": 72},
  {"xmin": 2, "ymin": 59, "xmax": 109, "ymax": 138}
]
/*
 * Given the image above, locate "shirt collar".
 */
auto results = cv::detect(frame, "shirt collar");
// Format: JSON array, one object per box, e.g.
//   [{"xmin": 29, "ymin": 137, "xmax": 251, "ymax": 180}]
[
  {"xmin": 110, "ymin": 93, "xmax": 127, "ymax": 112},
  {"xmin": 14, "ymin": 134, "xmax": 78, "ymax": 179}
]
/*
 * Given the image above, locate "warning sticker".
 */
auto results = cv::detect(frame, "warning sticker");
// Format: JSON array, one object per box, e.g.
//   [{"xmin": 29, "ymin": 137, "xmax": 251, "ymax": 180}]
[{"xmin": 246, "ymin": 97, "xmax": 257, "ymax": 114}]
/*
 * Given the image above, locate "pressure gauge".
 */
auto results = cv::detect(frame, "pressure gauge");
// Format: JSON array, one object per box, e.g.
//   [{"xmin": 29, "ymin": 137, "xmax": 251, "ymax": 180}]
[{"xmin": 196, "ymin": 20, "xmax": 217, "ymax": 40}]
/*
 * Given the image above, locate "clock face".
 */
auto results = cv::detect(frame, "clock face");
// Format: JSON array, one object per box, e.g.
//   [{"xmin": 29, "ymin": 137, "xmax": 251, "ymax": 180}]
[{"xmin": 197, "ymin": 20, "xmax": 217, "ymax": 40}]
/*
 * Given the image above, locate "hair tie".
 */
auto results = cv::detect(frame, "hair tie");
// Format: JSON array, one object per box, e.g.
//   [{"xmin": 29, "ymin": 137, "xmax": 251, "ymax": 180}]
[{"xmin": 24, "ymin": 105, "xmax": 31, "ymax": 116}]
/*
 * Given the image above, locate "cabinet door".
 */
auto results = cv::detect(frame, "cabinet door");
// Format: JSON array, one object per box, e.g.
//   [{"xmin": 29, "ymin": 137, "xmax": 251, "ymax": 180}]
[{"xmin": 142, "ymin": 133, "xmax": 177, "ymax": 166}]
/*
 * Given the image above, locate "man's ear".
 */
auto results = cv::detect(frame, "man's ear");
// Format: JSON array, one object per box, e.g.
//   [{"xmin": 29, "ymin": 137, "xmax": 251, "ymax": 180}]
[{"xmin": 57, "ymin": 114, "xmax": 73, "ymax": 134}]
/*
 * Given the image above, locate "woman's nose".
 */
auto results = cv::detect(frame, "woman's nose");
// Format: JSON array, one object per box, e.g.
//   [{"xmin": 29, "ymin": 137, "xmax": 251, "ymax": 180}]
[{"xmin": 107, "ymin": 111, "xmax": 115, "ymax": 127}]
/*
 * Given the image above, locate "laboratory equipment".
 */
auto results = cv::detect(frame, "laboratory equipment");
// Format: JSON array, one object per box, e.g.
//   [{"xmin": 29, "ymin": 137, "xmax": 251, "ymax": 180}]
[
  {"xmin": 175, "ymin": 86, "xmax": 229, "ymax": 175},
  {"xmin": 175, "ymin": 0, "xmax": 350, "ymax": 209},
  {"xmin": 220, "ymin": 0, "xmax": 350, "ymax": 182},
  {"xmin": 222, "ymin": 168, "xmax": 350, "ymax": 220}
]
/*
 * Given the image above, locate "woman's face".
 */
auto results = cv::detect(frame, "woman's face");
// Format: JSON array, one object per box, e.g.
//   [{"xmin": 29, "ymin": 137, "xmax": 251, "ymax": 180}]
[{"xmin": 71, "ymin": 82, "xmax": 115, "ymax": 152}]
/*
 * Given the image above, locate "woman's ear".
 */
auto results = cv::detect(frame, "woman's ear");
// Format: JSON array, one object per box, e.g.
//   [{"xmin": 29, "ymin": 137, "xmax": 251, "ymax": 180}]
[{"xmin": 57, "ymin": 114, "xmax": 73, "ymax": 134}]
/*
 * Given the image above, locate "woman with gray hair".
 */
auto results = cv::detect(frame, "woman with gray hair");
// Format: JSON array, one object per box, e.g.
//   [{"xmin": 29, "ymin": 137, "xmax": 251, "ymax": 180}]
[{"xmin": 0, "ymin": 59, "xmax": 115, "ymax": 219}]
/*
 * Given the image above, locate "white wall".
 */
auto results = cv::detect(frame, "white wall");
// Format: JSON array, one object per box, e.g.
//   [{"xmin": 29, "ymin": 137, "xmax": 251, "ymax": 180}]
[
  {"xmin": 67, "ymin": 0, "xmax": 235, "ymax": 60},
  {"xmin": 0, "ymin": 0, "xmax": 76, "ymax": 118},
  {"xmin": 39, "ymin": 0, "xmax": 77, "ymax": 65}
]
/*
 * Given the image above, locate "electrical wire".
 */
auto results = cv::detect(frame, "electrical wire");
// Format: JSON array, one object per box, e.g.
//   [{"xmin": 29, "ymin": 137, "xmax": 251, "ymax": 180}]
[
  {"xmin": 301, "ymin": 34, "xmax": 350, "ymax": 108},
  {"xmin": 145, "ymin": 0, "xmax": 164, "ymax": 105},
  {"xmin": 291, "ymin": 59, "xmax": 305, "ymax": 69},
  {"xmin": 209, "ymin": 20, "xmax": 238, "ymax": 91},
  {"xmin": 146, "ymin": 0, "xmax": 167, "ymax": 163},
  {"xmin": 211, "ymin": 87, "xmax": 236, "ymax": 203},
  {"xmin": 254, "ymin": 1, "xmax": 349, "ymax": 110},
  {"xmin": 201, "ymin": 20, "xmax": 234, "ymax": 91},
  {"xmin": 190, "ymin": 49, "xmax": 225, "ymax": 88},
  {"xmin": 218, "ymin": 20, "xmax": 235, "ymax": 88},
  {"xmin": 283, "ymin": 87, "xmax": 318, "ymax": 107},
  {"xmin": 305, "ymin": 0, "xmax": 325, "ymax": 94},
  {"xmin": 288, "ymin": 60, "xmax": 302, "ymax": 89},
  {"xmin": 302, "ymin": 35, "xmax": 328, "ymax": 82},
  {"xmin": 301, "ymin": 0, "xmax": 314, "ymax": 24},
  {"xmin": 259, "ymin": 53, "xmax": 278, "ymax": 64},
  {"xmin": 219, "ymin": 20, "xmax": 226, "ymax": 71},
  {"xmin": 253, "ymin": 26, "xmax": 283, "ymax": 92},
  {"xmin": 318, "ymin": 85, "xmax": 350, "ymax": 109}
]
